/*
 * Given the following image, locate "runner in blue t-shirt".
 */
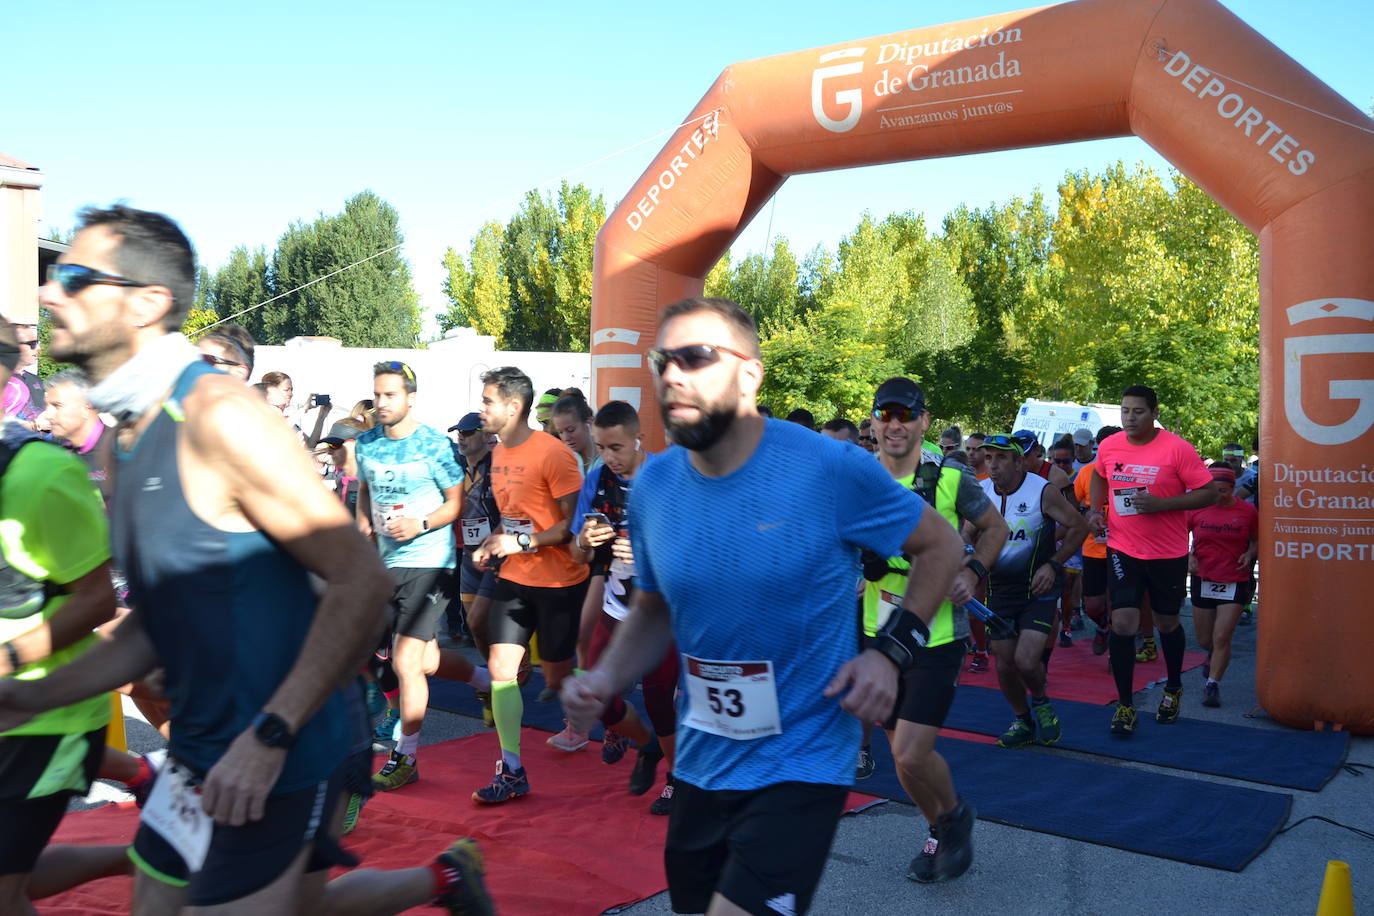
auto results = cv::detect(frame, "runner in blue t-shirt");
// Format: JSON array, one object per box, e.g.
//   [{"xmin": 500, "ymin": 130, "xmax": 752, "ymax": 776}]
[
  {"xmin": 561, "ymin": 298, "xmax": 965, "ymax": 916},
  {"xmin": 355, "ymin": 362, "xmax": 466, "ymax": 793}
]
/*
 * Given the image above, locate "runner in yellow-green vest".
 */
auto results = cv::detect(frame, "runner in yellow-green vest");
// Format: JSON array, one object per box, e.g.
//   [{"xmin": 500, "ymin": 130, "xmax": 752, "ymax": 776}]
[
  {"xmin": 859, "ymin": 377, "xmax": 1008, "ymax": 886},
  {"xmin": 0, "ymin": 320, "xmax": 119, "ymax": 909}
]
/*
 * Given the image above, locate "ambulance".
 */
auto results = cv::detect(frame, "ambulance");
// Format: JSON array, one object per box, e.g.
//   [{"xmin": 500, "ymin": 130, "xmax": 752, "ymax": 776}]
[{"xmin": 1012, "ymin": 399, "xmax": 1123, "ymax": 448}]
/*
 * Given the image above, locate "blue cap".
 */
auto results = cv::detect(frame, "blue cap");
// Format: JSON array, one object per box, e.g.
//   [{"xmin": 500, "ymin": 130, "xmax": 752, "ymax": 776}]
[
  {"xmin": 1011, "ymin": 429, "xmax": 1039, "ymax": 455},
  {"xmin": 448, "ymin": 411, "xmax": 483, "ymax": 432}
]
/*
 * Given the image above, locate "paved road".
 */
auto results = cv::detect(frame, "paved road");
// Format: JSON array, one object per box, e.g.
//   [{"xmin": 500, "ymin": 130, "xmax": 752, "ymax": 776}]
[{"xmin": 93, "ymin": 602, "xmax": 1372, "ymax": 914}]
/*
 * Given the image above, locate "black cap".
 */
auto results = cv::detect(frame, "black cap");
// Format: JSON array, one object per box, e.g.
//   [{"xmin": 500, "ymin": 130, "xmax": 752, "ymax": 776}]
[{"xmin": 872, "ymin": 377, "xmax": 926, "ymax": 412}]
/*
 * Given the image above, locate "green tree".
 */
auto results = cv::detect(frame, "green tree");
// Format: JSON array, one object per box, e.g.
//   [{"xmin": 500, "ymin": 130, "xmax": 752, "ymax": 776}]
[
  {"xmin": 181, "ymin": 308, "xmax": 220, "ymax": 339},
  {"xmin": 267, "ymin": 191, "xmax": 422, "ymax": 347},
  {"xmin": 208, "ymin": 246, "xmax": 271, "ymax": 337},
  {"xmin": 439, "ymin": 222, "xmax": 508, "ymax": 342},
  {"xmin": 720, "ymin": 238, "xmax": 802, "ymax": 333}
]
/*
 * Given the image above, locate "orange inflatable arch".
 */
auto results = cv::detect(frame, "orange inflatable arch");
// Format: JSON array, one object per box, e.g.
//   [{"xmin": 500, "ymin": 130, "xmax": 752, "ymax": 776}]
[{"xmin": 590, "ymin": 0, "xmax": 1374, "ymax": 733}]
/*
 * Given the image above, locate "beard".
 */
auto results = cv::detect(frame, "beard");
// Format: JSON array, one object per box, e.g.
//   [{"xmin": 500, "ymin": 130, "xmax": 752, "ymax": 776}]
[{"xmin": 661, "ymin": 397, "xmax": 739, "ymax": 452}]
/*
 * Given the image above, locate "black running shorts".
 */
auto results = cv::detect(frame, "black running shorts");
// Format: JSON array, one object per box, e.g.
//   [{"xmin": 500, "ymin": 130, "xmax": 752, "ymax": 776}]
[
  {"xmin": 0, "ymin": 728, "xmax": 104, "ymax": 875},
  {"xmin": 665, "ymin": 779, "xmax": 848, "ymax": 915},
  {"xmin": 1081, "ymin": 555, "xmax": 1109, "ymax": 598},
  {"xmin": 388, "ymin": 566, "xmax": 450, "ymax": 641},
  {"xmin": 986, "ymin": 595, "xmax": 1057, "ymax": 638},
  {"xmin": 459, "ymin": 551, "xmax": 496, "ymax": 600},
  {"xmin": 129, "ymin": 759, "xmax": 353, "ymax": 906},
  {"xmin": 1107, "ymin": 550, "xmax": 1187, "ymax": 614},
  {"xmin": 487, "ymin": 577, "xmax": 588, "ymax": 663},
  {"xmin": 1189, "ymin": 576, "xmax": 1255, "ymax": 610},
  {"xmin": 884, "ymin": 639, "xmax": 965, "ymax": 730}
]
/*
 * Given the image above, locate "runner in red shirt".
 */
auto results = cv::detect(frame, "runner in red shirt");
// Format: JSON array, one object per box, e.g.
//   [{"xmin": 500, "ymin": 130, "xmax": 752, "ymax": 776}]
[
  {"xmin": 1089, "ymin": 386, "xmax": 1217, "ymax": 735},
  {"xmin": 1187, "ymin": 466, "xmax": 1258, "ymax": 708}
]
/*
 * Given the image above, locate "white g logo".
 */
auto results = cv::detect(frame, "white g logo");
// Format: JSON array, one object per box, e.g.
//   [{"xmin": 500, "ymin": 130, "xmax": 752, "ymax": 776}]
[
  {"xmin": 811, "ymin": 48, "xmax": 866, "ymax": 133},
  {"xmin": 1283, "ymin": 298, "xmax": 1374, "ymax": 446}
]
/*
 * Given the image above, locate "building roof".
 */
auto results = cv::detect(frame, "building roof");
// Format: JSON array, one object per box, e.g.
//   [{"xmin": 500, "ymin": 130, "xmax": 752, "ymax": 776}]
[{"xmin": 0, "ymin": 153, "xmax": 38, "ymax": 170}]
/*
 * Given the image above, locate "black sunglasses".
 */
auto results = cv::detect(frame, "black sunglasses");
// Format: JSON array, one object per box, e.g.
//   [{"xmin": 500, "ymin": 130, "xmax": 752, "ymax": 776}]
[
  {"xmin": 17, "ymin": 339, "xmax": 38, "ymax": 348},
  {"xmin": 457, "ymin": 428, "xmax": 481, "ymax": 437},
  {"xmin": 859, "ymin": 435, "xmax": 878, "ymax": 444},
  {"xmin": 871, "ymin": 405, "xmax": 922, "ymax": 423},
  {"xmin": 201, "ymin": 353, "xmax": 243, "ymax": 369},
  {"xmin": 647, "ymin": 343, "xmax": 752, "ymax": 376},
  {"xmin": 47, "ymin": 263, "xmax": 151, "ymax": 297}
]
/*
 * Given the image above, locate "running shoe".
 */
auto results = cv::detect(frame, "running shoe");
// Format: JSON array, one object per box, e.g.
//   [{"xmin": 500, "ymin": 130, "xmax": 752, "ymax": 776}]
[
  {"xmin": 855, "ymin": 746, "xmax": 876, "ymax": 780},
  {"xmin": 1202, "ymin": 681, "xmax": 1221, "ymax": 708},
  {"xmin": 372, "ymin": 708, "xmax": 400, "ymax": 743},
  {"xmin": 547, "ymin": 719, "xmax": 590, "ymax": 752},
  {"xmin": 342, "ymin": 792, "xmax": 365, "ymax": 835},
  {"xmin": 967, "ymin": 651, "xmax": 989, "ymax": 674},
  {"xmin": 1091, "ymin": 627, "xmax": 1109, "ymax": 656},
  {"xmin": 433, "ymin": 837, "xmax": 495, "ymax": 916},
  {"xmin": 1032, "ymin": 702, "xmax": 1062, "ymax": 745},
  {"xmin": 996, "ymin": 717, "xmax": 1036, "ymax": 749},
  {"xmin": 474, "ymin": 689, "xmax": 494, "ymax": 728},
  {"xmin": 373, "ymin": 750, "xmax": 418, "ymax": 791},
  {"xmin": 906, "ymin": 832, "xmax": 939, "ymax": 883},
  {"xmin": 537, "ymin": 685, "xmax": 558, "ymax": 703},
  {"xmin": 472, "ymin": 760, "xmax": 530, "ymax": 804},
  {"xmin": 1110, "ymin": 703, "xmax": 1138, "ymax": 736},
  {"xmin": 628, "ymin": 742, "xmax": 663, "ymax": 796},
  {"xmin": 1058, "ymin": 629, "xmax": 1073, "ymax": 649},
  {"xmin": 1238, "ymin": 608, "xmax": 1253, "ymax": 626},
  {"xmin": 650, "ymin": 774, "xmax": 675, "ymax": 815},
  {"xmin": 1135, "ymin": 637, "xmax": 1157, "ymax": 663},
  {"xmin": 1156, "ymin": 686, "xmax": 1183, "ymax": 724},
  {"xmin": 931, "ymin": 801, "xmax": 975, "ymax": 882},
  {"xmin": 601, "ymin": 729, "xmax": 631, "ymax": 765}
]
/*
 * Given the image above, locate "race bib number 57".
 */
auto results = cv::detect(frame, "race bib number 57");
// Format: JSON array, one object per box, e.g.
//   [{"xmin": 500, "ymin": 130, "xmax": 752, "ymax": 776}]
[{"xmin": 682, "ymin": 656, "xmax": 782, "ymax": 740}]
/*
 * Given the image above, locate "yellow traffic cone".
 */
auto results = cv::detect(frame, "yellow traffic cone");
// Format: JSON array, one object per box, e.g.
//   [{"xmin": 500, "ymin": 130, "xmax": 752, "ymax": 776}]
[{"xmin": 1315, "ymin": 860, "xmax": 1353, "ymax": 916}]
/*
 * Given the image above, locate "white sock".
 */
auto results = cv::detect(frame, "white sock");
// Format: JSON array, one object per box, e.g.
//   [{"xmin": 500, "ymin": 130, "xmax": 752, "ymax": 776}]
[
  {"xmin": 1206, "ymin": 678, "xmax": 1219, "ymax": 687},
  {"xmin": 396, "ymin": 729, "xmax": 420, "ymax": 758},
  {"xmin": 467, "ymin": 666, "xmax": 493, "ymax": 692}
]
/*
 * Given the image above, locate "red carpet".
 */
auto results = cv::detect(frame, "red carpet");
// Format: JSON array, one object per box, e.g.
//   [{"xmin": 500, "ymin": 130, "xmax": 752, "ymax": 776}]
[
  {"xmin": 960, "ymin": 636, "xmax": 1207, "ymax": 704},
  {"xmin": 41, "ymin": 728, "xmax": 878, "ymax": 915}
]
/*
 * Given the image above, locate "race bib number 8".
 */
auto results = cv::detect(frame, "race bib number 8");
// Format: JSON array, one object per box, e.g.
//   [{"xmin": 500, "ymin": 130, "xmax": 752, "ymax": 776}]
[
  {"xmin": 1113, "ymin": 487, "xmax": 1147, "ymax": 517},
  {"xmin": 1201, "ymin": 580, "xmax": 1238, "ymax": 601},
  {"xmin": 461, "ymin": 517, "xmax": 491, "ymax": 547},
  {"xmin": 683, "ymin": 656, "xmax": 781, "ymax": 740}
]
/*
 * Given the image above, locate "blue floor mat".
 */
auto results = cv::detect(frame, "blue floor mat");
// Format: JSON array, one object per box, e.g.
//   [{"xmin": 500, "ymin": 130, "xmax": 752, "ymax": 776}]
[
  {"xmin": 945, "ymin": 686, "xmax": 1348, "ymax": 790},
  {"xmin": 860, "ymin": 733, "xmax": 1292, "ymax": 872}
]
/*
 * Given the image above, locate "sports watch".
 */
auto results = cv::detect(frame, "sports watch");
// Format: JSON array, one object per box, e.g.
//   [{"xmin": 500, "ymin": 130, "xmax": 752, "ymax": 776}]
[{"xmin": 251, "ymin": 712, "xmax": 296, "ymax": 749}]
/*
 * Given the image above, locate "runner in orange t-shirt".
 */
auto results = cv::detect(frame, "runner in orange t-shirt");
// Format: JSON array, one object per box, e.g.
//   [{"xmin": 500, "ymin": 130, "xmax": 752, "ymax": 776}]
[
  {"xmin": 1073, "ymin": 425, "xmax": 1119, "ymax": 656},
  {"xmin": 1089, "ymin": 386, "xmax": 1216, "ymax": 736},
  {"xmin": 471, "ymin": 367, "xmax": 590, "ymax": 804}
]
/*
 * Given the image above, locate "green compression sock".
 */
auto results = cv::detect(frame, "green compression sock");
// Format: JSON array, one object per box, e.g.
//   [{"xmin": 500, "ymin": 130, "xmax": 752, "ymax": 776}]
[{"xmin": 492, "ymin": 679, "xmax": 524, "ymax": 764}]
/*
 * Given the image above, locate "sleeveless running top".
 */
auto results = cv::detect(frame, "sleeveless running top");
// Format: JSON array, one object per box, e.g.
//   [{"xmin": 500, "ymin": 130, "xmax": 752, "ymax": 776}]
[
  {"xmin": 979, "ymin": 472, "xmax": 1054, "ymax": 599},
  {"xmin": 110, "ymin": 362, "xmax": 347, "ymax": 792}
]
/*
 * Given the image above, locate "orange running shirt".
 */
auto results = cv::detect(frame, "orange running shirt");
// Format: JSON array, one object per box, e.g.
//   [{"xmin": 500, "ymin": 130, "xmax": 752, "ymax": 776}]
[
  {"xmin": 1073, "ymin": 461, "xmax": 1107, "ymax": 560},
  {"xmin": 490, "ymin": 431, "xmax": 589, "ymax": 589}
]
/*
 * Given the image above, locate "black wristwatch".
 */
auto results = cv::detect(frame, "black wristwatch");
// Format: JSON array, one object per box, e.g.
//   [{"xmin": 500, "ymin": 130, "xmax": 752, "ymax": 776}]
[
  {"xmin": 251, "ymin": 712, "xmax": 296, "ymax": 749},
  {"xmin": 1048, "ymin": 559, "xmax": 1064, "ymax": 575},
  {"xmin": 963, "ymin": 556, "xmax": 989, "ymax": 581},
  {"xmin": 516, "ymin": 532, "xmax": 533, "ymax": 551}
]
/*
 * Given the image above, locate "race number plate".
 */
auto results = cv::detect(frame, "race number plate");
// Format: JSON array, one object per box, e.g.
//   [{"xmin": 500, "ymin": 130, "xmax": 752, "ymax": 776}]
[
  {"xmin": 1113, "ymin": 487, "xmax": 1147, "ymax": 517},
  {"xmin": 1201, "ymin": 579, "xmax": 1238, "ymax": 601},
  {"xmin": 461, "ymin": 517, "xmax": 491, "ymax": 547},
  {"xmin": 372, "ymin": 502, "xmax": 405, "ymax": 533},
  {"xmin": 682, "ymin": 656, "xmax": 781, "ymax": 740},
  {"xmin": 500, "ymin": 517, "xmax": 533, "ymax": 536},
  {"xmin": 141, "ymin": 760, "xmax": 212, "ymax": 872}
]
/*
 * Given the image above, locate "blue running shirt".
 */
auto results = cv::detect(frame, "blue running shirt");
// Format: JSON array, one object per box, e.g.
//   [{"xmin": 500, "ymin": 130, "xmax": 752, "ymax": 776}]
[
  {"xmin": 632, "ymin": 420, "xmax": 925, "ymax": 790},
  {"xmin": 355, "ymin": 425, "xmax": 463, "ymax": 569}
]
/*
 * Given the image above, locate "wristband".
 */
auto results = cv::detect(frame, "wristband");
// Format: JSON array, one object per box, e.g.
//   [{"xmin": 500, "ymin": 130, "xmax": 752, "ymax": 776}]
[
  {"xmin": 867, "ymin": 608, "xmax": 930, "ymax": 672},
  {"xmin": 963, "ymin": 556, "xmax": 989, "ymax": 581},
  {"xmin": 1049, "ymin": 559, "xmax": 1064, "ymax": 574},
  {"xmin": 3, "ymin": 642, "xmax": 20, "ymax": 673}
]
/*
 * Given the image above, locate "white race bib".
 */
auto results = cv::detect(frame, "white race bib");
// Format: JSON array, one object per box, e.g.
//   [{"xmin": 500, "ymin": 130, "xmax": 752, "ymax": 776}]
[
  {"xmin": 1113, "ymin": 486, "xmax": 1147, "ymax": 517},
  {"xmin": 500, "ymin": 517, "xmax": 533, "ymax": 537},
  {"xmin": 461, "ymin": 517, "xmax": 491, "ymax": 547},
  {"xmin": 1201, "ymin": 579, "xmax": 1238, "ymax": 601},
  {"xmin": 141, "ymin": 760, "xmax": 212, "ymax": 872},
  {"xmin": 1094, "ymin": 525, "xmax": 1108, "ymax": 545},
  {"xmin": 877, "ymin": 588, "xmax": 904, "ymax": 630},
  {"xmin": 371, "ymin": 502, "xmax": 406, "ymax": 533},
  {"xmin": 682, "ymin": 656, "xmax": 782, "ymax": 740}
]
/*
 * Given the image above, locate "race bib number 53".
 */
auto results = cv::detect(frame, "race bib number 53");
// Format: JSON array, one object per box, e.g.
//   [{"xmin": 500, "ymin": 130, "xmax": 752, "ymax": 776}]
[{"xmin": 682, "ymin": 656, "xmax": 782, "ymax": 740}]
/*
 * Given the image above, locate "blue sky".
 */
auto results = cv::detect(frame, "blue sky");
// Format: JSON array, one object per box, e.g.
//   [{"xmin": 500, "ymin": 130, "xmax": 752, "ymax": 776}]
[{"xmin": 6, "ymin": 0, "xmax": 1370, "ymax": 335}]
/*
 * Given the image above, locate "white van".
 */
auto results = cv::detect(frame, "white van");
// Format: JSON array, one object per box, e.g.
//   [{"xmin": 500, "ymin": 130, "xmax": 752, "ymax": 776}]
[{"xmin": 1012, "ymin": 399, "xmax": 1123, "ymax": 448}]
